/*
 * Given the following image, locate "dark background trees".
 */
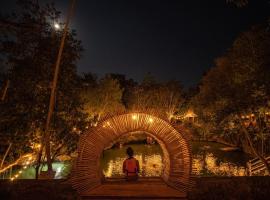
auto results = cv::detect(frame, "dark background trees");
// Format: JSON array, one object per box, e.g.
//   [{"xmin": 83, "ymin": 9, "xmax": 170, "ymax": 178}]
[
  {"xmin": 193, "ymin": 24, "xmax": 270, "ymax": 172},
  {"xmin": 0, "ymin": 0, "xmax": 86, "ymax": 168}
]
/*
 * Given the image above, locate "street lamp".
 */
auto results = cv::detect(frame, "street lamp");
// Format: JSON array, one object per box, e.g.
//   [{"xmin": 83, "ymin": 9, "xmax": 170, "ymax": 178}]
[{"xmin": 54, "ymin": 22, "xmax": 60, "ymax": 30}]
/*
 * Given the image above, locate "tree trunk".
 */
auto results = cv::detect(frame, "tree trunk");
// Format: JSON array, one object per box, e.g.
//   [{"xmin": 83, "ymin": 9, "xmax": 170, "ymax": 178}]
[
  {"xmin": 0, "ymin": 142, "xmax": 12, "ymax": 169},
  {"xmin": 35, "ymin": 144, "xmax": 44, "ymax": 179},
  {"xmin": 1, "ymin": 80, "xmax": 9, "ymax": 101},
  {"xmin": 51, "ymin": 143, "xmax": 64, "ymax": 161}
]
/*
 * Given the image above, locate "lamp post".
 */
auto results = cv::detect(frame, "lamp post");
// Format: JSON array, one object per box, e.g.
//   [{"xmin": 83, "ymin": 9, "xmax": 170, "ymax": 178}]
[
  {"xmin": 1, "ymin": 80, "xmax": 9, "ymax": 101},
  {"xmin": 43, "ymin": 0, "xmax": 77, "ymax": 174}
]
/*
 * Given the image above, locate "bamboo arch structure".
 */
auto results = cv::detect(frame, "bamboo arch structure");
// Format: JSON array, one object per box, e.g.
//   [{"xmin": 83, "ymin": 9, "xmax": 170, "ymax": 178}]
[{"xmin": 69, "ymin": 112, "xmax": 192, "ymax": 193}]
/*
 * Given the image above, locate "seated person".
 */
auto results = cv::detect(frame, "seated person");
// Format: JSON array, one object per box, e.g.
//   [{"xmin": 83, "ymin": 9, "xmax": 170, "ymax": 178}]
[{"xmin": 122, "ymin": 147, "xmax": 140, "ymax": 181}]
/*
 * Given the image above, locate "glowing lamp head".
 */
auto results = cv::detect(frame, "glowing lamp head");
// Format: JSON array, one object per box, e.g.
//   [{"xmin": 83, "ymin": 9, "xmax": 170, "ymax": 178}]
[{"xmin": 54, "ymin": 23, "xmax": 60, "ymax": 30}]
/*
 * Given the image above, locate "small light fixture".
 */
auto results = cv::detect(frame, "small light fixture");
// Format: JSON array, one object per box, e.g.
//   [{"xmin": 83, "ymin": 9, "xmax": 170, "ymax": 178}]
[
  {"xmin": 54, "ymin": 22, "xmax": 60, "ymax": 30},
  {"xmin": 132, "ymin": 115, "xmax": 137, "ymax": 120},
  {"xmin": 149, "ymin": 118, "xmax": 153, "ymax": 123}
]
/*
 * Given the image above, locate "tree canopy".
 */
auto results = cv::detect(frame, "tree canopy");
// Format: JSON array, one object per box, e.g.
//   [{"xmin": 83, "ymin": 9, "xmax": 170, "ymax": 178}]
[{"xmin": 0, "ymin": 0, "xmax": 85, "ymax": 164}]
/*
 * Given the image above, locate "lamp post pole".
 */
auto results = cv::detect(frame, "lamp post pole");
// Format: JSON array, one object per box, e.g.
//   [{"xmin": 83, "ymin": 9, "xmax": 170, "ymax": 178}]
[
  {"xmin": 1, "ymin": 80, "xmax": 9, "ymax": 101},
  {"xmin": 43, "ymin": 0, "xmax": 76, "ymax": 173}
]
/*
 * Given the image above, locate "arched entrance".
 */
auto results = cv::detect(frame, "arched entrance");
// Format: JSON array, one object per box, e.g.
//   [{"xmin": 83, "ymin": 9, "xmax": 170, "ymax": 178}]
[{"xmin": 70, "ymin": 113, "xmax": 192, "ymax": 194}]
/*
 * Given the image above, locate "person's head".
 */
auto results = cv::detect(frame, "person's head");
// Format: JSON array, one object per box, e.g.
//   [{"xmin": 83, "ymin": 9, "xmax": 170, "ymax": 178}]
[{"xmin": 126, "ymin": 147, "xmax": 134, "ymax": 157}]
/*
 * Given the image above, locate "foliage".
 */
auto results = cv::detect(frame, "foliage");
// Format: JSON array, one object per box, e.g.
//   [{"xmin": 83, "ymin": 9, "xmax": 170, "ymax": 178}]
[
  {"xmin": 193, "ymin": 24, "xmax": 270, "ymax": 172},
  {"xmin": 0, "ymin": 0, "xmax": 86, "ymax": 163},
  {"xmin": 81, "ymin": 74, "xmax": 124, "ymax": 123},
  {"xmin": 126, "ymin": 75, "xmax": 184, "ymax": 120},
  {"xmin": 226, "ymin": 0, "xmax": 248, "ymax": 7}
]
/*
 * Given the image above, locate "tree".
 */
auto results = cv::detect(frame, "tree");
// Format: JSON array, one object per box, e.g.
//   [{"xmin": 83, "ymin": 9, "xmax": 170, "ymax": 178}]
[
  {"xmin": 194, "ymin": 25, "xmax": 270, "ymax": 174},
  {"xmin": 0, "ymin": 0, "xmax": 86, "ymax": 177},
  {"xmin": 107, "ymin": 73, "xmax": 137, "ymax": 108},
  {"xmin": 126, "ymin": 74, "xmax": 183, "ymax": 120},
  {"xmin": 226, "ymin": 0, "xmax": 248, "ymax": 7},
  {"xmin": 81, "ymin": 75, "xmax": 124, "ymax": 124}
]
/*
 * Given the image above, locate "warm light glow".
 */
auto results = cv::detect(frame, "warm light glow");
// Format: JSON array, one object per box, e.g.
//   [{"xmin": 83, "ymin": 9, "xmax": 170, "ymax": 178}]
[
  {"xmin": 73, "ymin": 127, "xmax": 77, "ymax": 131},
  {"xmin": 19, "ymin": 170, "xmax": 22, "ymax": 174},
  {"xmin": 54, "ymin": 23, "xmax": 60, "ymax": 30},
  {"xmin": 184, "ymin": 110, "xmax": 198, "ymax": 118},
  {"xmin": 0, "ymin": 153, "xmax": 32, "ymax": 174},
  {"xmin": 103, "ymin": 153, "xmax": 162, "ymax": 177},
  {"xmin": 149, "ymin": 118, "xmax": 153, "ymax": 123},
  {"xmin": 10, "ymin": 178, "xmax": 14, "ymax": 181},
  {"xmin": 26, "ymin": 161, "xmax": 30, "ymax": 165},
  {"xmin": 23, "ymin": 166, "xmax": 27, "ymax": 169},
  {"xmin": 132, "ymin": 115, "xmax": 138, "ymax": 120},
  {"xmin": 15, "ymin": 174, "xmax": 18, "ymax": 178},
  {"xmin": 102, "ymin": 121, "xmax": 111, "ymax": 128}
]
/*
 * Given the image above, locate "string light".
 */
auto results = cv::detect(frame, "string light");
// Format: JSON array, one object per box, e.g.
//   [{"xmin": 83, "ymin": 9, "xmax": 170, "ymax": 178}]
[
  {"xmin": 102, "ymin": 121, "xmax": 111, "ymax": 128},
  {"xmin": 9, "ymin": 154, "xmax": 33, "ymax": 182},
  {"xmin": 132, "ymin": 115, "xmax": 138, "ymax": 120}
]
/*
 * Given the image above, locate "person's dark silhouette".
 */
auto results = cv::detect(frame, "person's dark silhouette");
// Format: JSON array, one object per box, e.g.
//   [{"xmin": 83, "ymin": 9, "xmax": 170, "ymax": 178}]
[{"xmin": 122, "ymin": 147, "xmax": 140, "ymax": 181}]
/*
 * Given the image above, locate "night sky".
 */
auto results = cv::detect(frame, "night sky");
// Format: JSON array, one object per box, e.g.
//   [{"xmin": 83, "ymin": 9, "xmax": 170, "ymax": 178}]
[{"xmin": 1, "ymin": 0, "xmax": 269, "ymax": 87}]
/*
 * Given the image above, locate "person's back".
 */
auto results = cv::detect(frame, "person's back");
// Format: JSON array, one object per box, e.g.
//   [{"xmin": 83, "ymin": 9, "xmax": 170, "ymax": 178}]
[{"xmin": 122, "ymin": 147, "xmax": 139, "ymax": 181}]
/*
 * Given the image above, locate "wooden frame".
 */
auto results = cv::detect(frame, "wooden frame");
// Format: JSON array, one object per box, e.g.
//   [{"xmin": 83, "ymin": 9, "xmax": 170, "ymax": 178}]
[{"xmin": 69, "ymin": 112, "xmax": 192, "ymax": 193}]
